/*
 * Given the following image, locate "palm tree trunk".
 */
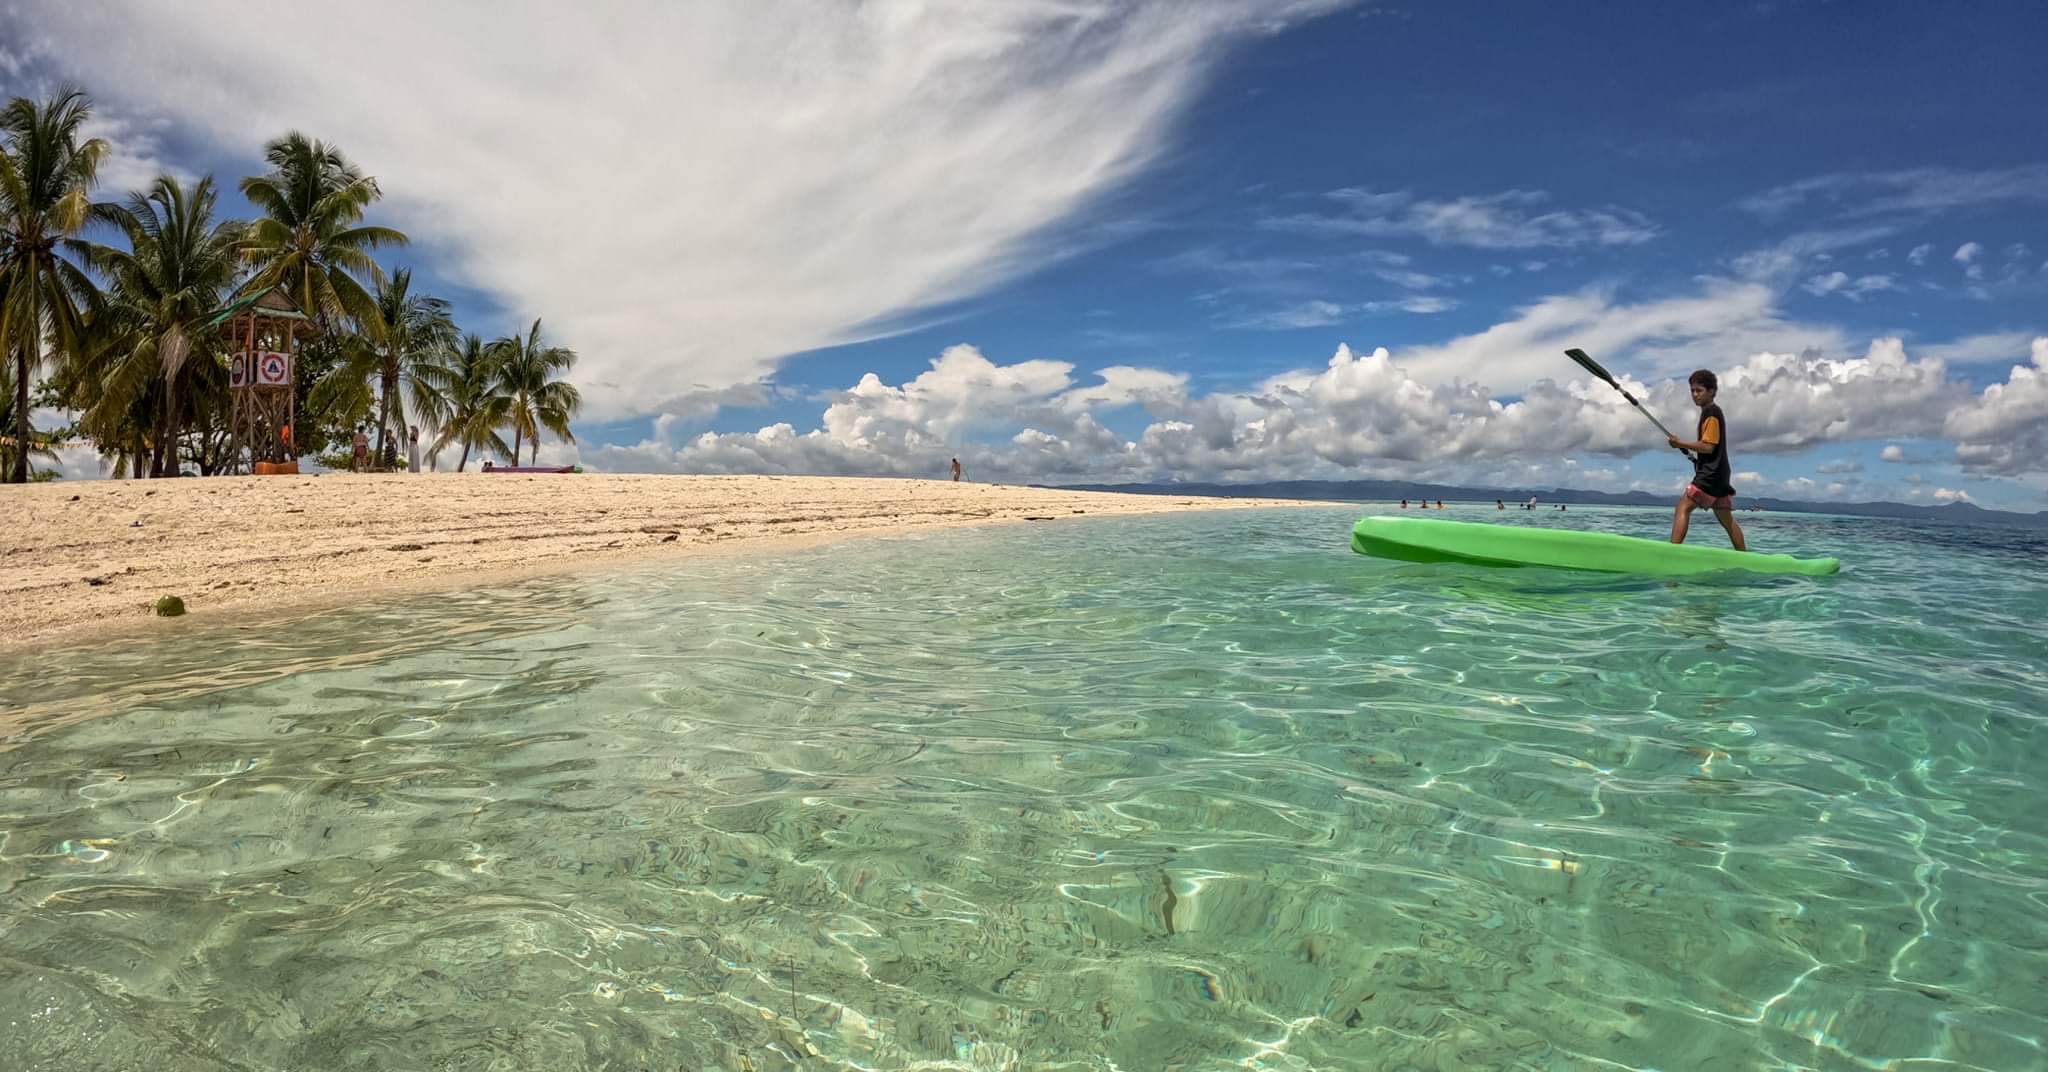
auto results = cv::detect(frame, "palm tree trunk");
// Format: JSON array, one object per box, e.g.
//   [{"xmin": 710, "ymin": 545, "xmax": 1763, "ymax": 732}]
[
  {"xmin": 376, "ymin": 365, "xmax": 396, "ymax": 471},
  {"xmin": 511, "ymin": 427, "xmax": 521, "ymax": 466},
  {"xmin": 9, "ymin": 342, "xmax": 27, "ymax": 483},
  {"xmin": 457, "ymin": 441, "xmax": 470, "ymax": 472},
  {"xmin": 166, "ymin": 394, "xmax": 182, "ymax": 477}
]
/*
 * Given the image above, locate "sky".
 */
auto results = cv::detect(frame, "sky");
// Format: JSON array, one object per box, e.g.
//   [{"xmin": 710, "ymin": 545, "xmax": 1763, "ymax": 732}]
[{"xmin": 6, "ymin": 1, "xmax": 2047, "ymax": 509}]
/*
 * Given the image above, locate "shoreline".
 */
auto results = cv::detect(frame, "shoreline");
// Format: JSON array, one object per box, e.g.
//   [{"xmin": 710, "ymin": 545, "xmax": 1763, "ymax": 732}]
[{"xmin": 0, "ymin": 473, "xmax": 1342, "ymax": 655}]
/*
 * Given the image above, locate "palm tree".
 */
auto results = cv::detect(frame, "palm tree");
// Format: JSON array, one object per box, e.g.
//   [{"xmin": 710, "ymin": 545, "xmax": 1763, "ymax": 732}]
[
  {"xmin": 238, "ymin": 133, "xmax": 404, "ymax": 336},
  {"xmin": 488, "ymin": 318, "xmax": 579, "ymax": 465},
  {"xmin": 422, "ymin": 333, "xmax": 511, "ymax": 471},
  {"xmin": 74, "ymin": 174, "xmax": 244, "ymax": 476},
  {"xmin": 0, "ymin": 88, "xmax": 105, "ymax": 483},
  {"xmin": 311, "ymin": 267, "xmax": 454, "ymax": 466}
]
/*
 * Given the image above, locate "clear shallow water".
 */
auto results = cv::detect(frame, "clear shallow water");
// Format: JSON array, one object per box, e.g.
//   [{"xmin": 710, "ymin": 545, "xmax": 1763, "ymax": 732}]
[{"xmin": 1, "ymin": 506, "xmax": 2044, "ymax": 1071}]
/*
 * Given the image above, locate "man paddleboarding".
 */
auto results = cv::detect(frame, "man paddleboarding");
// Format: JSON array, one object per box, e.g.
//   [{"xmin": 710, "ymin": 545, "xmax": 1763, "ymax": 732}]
[{"xmin": 1667, "ymin": 369, "xmax": 1746, "ymax": 551}]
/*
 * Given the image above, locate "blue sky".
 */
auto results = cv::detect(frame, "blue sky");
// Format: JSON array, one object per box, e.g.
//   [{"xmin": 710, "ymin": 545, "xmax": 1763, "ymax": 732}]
[{"xmin": 9, "ymin": 2, "xmax": 2047, "ymax": 507}]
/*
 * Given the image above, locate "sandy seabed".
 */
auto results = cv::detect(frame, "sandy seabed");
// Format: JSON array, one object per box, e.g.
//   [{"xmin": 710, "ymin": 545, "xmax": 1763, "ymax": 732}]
[{"xmin": 0, "ymin": 472, "xmax": 1335, "ymax": 652}]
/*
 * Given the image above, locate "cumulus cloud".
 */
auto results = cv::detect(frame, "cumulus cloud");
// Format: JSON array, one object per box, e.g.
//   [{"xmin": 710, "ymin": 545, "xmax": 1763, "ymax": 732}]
[
  {"xmin": 1881, "ymin": 444, "xmax": 1906, "ymax": 462},
  {"xmin": 578, "ymin": 333, "xmax": 2042, "ymax": 494},
  {"xmin": 1815, "ymin": 459, "xmax": 1861, "ymax": 474},
  {"xmin": 1933, "ymin": 487, "xmax": 1974, "ymax": 504},
  {"xmin": 1944, "ymin": 337, "xmax": 2048, "ymax": 475},
  {"xmin": 11, "ymin": 1, "xmax": 1345, "ymax": 420},
  {"xmin": 1263, "ymin": 187, "xmax": 1658, "ymax": 249}
]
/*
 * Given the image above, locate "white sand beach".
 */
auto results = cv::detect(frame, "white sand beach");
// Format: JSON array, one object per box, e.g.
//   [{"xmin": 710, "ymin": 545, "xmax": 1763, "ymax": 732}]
[{"xmin": 0, "ymin": 473, "xmax": 1334, "ymax": 652}]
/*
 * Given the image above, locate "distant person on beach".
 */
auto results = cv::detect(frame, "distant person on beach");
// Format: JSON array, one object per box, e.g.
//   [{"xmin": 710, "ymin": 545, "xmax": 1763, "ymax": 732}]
[
  {"xmin": 407, "ymin": 426, "xmax": 421, "ymax": 474},
  {"xmin": 1435, "ymin": 500, "xmax": 1445, "ymax": 509},
  {"xmin": 1668, "ymin": 368, "xmax": 1747, "ymax": 551},
  {"xmin": 950, "ymin": 457, "xmax": 962, "ymax": 482},
  {"xmin": 1400, "ymin": 499, "xmax": 1409, "ymax": 508},
  {"xmin": 1496, "ymin": 499, "xmax": 1504, "ymax": 510},
  {"xmin": 351, "ymin": 426, "xmax": 368, "ymax": 472}
]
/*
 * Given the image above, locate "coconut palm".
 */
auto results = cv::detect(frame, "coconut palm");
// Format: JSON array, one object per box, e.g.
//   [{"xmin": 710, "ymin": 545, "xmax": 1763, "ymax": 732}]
[
  {"xmin": 0, "ymin": 88, "xmax": 105, "ymax": 483},
  {"xmin": 238, "ymin": 133, "xmax": 404, "ymax": 336},
  {"xmin": 488, "ymin": 318, "xmax": 579, "ymax": 465},
  {"xmin": 422, "ymin": 333, "xmax": 511, "ymax": 471},
  {"xmin": 74, "ymin": 174, "xmax": 245, "ymax": 476},
  {"xmin": 311, "ymin": 267, "xmax": 454, "ymax": 466}
]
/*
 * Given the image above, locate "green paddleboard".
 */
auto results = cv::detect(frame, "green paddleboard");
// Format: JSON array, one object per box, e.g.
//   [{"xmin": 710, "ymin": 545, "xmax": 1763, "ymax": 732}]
[{"xmin": 1351, "ymin": 516, "xmax": 1840, "ymax": 577}]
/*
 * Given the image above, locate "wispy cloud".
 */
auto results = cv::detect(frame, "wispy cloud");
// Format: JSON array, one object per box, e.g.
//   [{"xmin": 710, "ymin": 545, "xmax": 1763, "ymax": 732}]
[
  {"xmin": 1801, "ymin": 271, "xmax": 1898, "ymax": 301},
  {"xmin": 1739, "ymin": 164, "xmax": 2048, "ymax": 220},
  {"xmin": 1263, "ymin": 188, "xmax": 1658, "ymax": 249},
  {"xmin": 12, "ymin": 1, "xmax": 1349, "ymax": 421},
  {"xmin": 1920, "ymin": 331, "xmax": 2042, "ymax": 365},
  {"xmin": 1389, "ymin": 279, "xmax": 1846, "ymax": 395},
  {"xmin": 1220, "ymin": 294, "xmax": 1453, "ymax": 330}
]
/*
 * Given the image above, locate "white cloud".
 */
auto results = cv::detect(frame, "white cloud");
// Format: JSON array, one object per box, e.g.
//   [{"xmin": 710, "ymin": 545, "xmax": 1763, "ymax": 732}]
[
  {"xmin": 1933, "ymin": 487, "xmax": 1974, "ymax": 504},
  {"xmin": 1907, "ymin": 243, "xmax": 1933, "ymax": 265},
  {"xmin": 1919, "ymin": 331, "xmax": 2042, "ymax": 365},
  {"xmin": 1815, "ymin": 459, "xmax": 1860, "ymax": 474},
  {"xmin": 1391, "ymin": 279, "xmax": 1847, "ymax": 396},
  {"xmin": 1729, "ymin": 225, "xmax": 1899, "ymax": 283},
  {"xmin": 1944, "ymin": 337, "xmax": 2048, "ymax": 475},
  {"xmin": 1263, "ymin": 187, "xmax": 1658, "ymax": 249},
  {"xmin": 580, "ymin": 334, "xmax": 2022, "ymax": 493},
  {"xmin": 1954, "ymin": 242, "xmax": 1983, "ymax": 263},
  {"xmin": 1221, "ymin": 294, "xmax": 1453, "ymax": 330},
  {"xmin": 77, "ymin": 108, "xmax": 191, "ymax": 194},
  {"xmin": 13, "ymin": 1, "xmax": 1346, "ymax": 421},
  {"xmin": 1740, "ymin": 165, "xmax": 2048, "ymax": 220},
  {"xmin": 1802, "ymin": 271, "xmax": 1898, "ymax": 300},
  {"xmin": 1880, "ymin": 444, "xmax": 1905, "ymax": 462}
]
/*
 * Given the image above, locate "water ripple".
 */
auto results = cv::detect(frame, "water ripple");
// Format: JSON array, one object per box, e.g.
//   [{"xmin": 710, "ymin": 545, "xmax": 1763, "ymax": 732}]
[{"xmin": 1, "ymin": 507, "xmax": 2043, "ymax": 1070}]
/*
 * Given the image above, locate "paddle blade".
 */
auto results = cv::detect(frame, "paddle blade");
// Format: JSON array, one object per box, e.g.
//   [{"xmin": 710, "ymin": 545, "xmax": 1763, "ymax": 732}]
[{"xmin": 1563, "ymin": 347, "xmax": 1618, "ymax": 388}]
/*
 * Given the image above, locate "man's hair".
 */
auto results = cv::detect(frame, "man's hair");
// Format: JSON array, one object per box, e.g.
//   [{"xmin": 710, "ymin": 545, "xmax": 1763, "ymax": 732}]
[{"xmin": 1688, "ymin": 369, "xmax": 1718, "ymax": 392}]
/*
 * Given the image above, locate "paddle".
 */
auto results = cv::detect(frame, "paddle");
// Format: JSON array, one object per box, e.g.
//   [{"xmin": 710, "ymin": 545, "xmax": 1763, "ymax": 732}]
[{"xmin": 1563, "ymin": 348, "xmax": 1693, "ymax": 459}]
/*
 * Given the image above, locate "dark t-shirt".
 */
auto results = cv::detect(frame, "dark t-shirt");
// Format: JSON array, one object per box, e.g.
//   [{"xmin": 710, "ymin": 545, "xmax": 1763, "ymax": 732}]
[{"xmin": 1692, "ymin": 403, "xmax": 1733, "ymax": 496}]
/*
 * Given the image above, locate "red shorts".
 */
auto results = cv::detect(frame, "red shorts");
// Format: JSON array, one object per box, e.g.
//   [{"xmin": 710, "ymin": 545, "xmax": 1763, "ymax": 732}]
[{"xmin": 1685, "ymin": 484, "xmax": 1733, "ymax": 510}]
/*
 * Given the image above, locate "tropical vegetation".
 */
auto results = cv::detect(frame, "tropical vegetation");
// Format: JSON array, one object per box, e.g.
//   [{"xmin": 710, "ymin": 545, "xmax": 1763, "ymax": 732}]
[{"xmin": 0, "ymin": 88, "xmax": 583, "ymax": 482}]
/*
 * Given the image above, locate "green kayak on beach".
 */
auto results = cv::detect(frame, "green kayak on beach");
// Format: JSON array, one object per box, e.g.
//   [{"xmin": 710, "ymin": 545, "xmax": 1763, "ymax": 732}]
[{"xmin": 1351, "ymin": 516, "xmax": 1840, "ymax": 577}]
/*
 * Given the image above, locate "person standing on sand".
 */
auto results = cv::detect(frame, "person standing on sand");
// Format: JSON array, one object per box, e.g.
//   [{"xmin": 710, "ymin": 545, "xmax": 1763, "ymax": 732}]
[
  {"xmin": 407, "ymin": 426, "xmax": 421, "ymax": 474},
  {"xmin": 351, "ymin": 426, "xmax": 369, "ymax": 473},
  {"xmin": 951, "ymin": 457, "xmax": 962, "ymax": 482},
  {"xmin": 1667, "ymin": 368, "xmax": 1747, "ymax": 551}
]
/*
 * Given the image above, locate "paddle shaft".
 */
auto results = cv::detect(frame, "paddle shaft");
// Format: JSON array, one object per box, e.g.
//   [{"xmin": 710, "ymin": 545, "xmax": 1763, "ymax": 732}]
[{"xmin": 1563, "ymin": 348, "xmax": 1694, "ymax": 459}]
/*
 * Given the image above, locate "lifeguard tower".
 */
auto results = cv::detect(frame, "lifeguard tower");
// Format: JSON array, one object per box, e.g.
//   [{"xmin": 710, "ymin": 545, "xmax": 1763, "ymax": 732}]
[{"xmin": 211, "ymin": 287, "xmax": 312, "ymax": 473}]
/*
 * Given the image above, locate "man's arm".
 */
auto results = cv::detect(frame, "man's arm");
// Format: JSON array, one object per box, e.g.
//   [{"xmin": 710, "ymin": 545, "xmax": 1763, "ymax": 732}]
[{"xmin": 1667, "ymin": 414, "xmax": 1720, "ymax": 455}]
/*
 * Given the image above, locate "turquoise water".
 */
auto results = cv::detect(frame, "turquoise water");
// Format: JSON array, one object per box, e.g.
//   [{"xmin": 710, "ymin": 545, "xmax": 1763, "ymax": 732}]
[{"xmin": 2, "ymin": 506, "xmax": 2044, "ymax": 1071}]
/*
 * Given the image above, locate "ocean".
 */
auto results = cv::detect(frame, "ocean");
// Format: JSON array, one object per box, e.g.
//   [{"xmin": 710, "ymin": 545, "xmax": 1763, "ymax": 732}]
[{"xmin": 2, "ymin": 506, "xmax": 2043, "ymax": 1070}]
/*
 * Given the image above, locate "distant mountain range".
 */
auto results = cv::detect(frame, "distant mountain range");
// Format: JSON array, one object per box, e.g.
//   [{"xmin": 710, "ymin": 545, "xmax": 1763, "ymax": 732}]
[{"xmin": 1052, "ymin": 479, "xmax": 2048, "ymax": 529}]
